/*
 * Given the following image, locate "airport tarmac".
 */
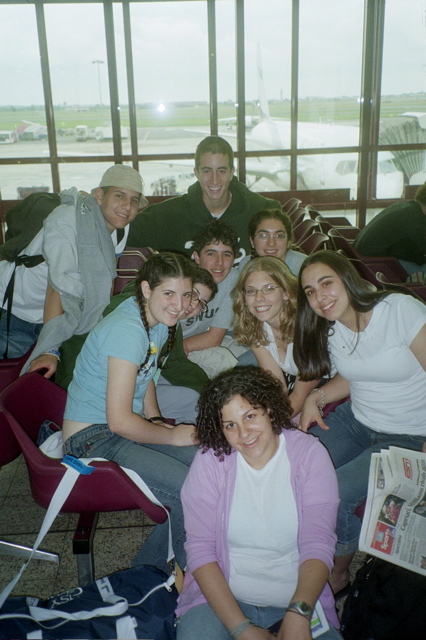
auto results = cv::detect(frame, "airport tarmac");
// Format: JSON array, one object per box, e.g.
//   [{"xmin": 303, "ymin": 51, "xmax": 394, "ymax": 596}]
[
  {"xmin": 0, "ymin": 125, "xmax": 376, "ymax": 225},
  {"xmin": 0, "ymin": 127, "xmax": 207, "ymax": 199}
]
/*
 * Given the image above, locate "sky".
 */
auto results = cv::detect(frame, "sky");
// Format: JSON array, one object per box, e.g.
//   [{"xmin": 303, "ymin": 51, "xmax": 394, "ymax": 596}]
[{"xmin": 0, "ymin": 0, "xmax": 425, "ymax": 107}]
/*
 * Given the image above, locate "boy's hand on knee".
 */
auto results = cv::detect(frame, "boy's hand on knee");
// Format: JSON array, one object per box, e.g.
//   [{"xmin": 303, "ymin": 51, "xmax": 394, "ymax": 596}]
[{"xmin": 27, "ymin": 354, "xmax": 58, "ymax": 378}]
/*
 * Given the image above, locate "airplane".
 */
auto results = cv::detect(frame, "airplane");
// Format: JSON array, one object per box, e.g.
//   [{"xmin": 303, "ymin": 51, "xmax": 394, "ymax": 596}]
[
  {"xmin": 12, "ymin": 61, "xmax": 422, "ymax": 200},
  {"xmin": 238, "ymin": 49, "xmax": 406, "ymax": 199},
  {"xmin": 152, "ymin": 49, "xmax": 410, "ymax": 199},
  {"xmin": 17, "ymin": 120, "xmax": 48, "ymax": 140}
]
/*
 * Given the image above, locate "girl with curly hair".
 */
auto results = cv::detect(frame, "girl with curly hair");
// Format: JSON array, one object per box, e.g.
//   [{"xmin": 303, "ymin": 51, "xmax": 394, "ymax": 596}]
[
  {"xmin": 175, "ymin": 367, "xmax": 342, "ymax": 640},
  {"xmin": 232, "ymin": 256, "xmax": 318, "ymax": 417},
  {"xmin": 62, "ymin": 252, "xmax": 198, "ymax": 574}
]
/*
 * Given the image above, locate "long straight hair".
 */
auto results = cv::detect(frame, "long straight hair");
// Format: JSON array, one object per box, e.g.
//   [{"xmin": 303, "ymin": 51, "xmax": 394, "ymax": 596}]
[
  {"xmin": 293, "ymin": 250, "xmax": 391, "ymax": 380},
  {"xmin": 134, "ymin": 252, "xmax": 195, "ymax": 371}
]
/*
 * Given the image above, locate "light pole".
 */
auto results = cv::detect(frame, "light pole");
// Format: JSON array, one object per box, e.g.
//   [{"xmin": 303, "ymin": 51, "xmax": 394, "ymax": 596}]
[{"xmin": 92, "ymin": 60, "xmax": 104, "ymax": 106}]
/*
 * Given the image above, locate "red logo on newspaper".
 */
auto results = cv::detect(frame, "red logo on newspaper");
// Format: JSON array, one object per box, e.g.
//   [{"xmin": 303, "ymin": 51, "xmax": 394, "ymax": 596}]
[
  {"xmin": 371, "ymin": 522, "xmax": 395, "ymax": 555},
  {"xmin": 402, "ymin": 458, "xmax": 412, "ymax": 479}
]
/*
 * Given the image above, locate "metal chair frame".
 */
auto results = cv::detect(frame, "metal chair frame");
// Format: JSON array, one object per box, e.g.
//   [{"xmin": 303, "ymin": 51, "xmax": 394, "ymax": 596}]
[{"xmin": 0, "ymin": 373, "xmax": 169, "ymax": 585}]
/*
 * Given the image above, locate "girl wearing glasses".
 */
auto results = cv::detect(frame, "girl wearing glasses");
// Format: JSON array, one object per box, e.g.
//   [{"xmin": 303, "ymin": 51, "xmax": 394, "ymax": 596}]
[
  {"xmin": 239, "ymin": 208, "xmax": 306, "ymax": 276},
  {"xmin": 232, "ymin": 257, "xmax": 318, "ymax": 418}
]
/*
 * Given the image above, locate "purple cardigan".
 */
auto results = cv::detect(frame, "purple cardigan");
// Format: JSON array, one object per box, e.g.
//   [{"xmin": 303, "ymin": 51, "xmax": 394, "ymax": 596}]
[{"xmin": 176, "ymin": 428, "xmax": 340, "ymax": 628}]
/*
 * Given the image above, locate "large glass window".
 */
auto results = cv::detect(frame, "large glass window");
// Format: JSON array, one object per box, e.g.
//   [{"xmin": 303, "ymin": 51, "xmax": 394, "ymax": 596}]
[
  {"xmin": 125, "ymin": 0, "xmax": 210, "ymax": 193},
  {"xmin": 44, "ymin": 3, "xmax": 112, "ymax": 156},
  {"xmin": 0, "ymin": 3, "xmax": 45, "ymax": 166},
  {"xmin": 1, "ymin": 165, "xmax": 53, "ymax": 201},
  {"xmin": 243, "ymin": 0, "xmax": 291, "ymax": 192},
  {"xmin": 0, "ymin": 0, "xmax": 424, "ymax": 208},
  {"xmin": 298, "ymin": 0, "xmax": 363, "ymax": 139},
  {"xmin": 296, "ymin": 0, "xmax": 364, "ymax": 198},
  {"xmin": 380, "ymin": 0, "xmax": 426, "ymax": 188}
]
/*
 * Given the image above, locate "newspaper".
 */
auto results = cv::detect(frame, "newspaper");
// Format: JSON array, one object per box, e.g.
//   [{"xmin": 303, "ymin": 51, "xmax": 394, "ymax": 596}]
[{"xmin": 359, "ymin": 446, "xmax": 426, "ymax": 576}]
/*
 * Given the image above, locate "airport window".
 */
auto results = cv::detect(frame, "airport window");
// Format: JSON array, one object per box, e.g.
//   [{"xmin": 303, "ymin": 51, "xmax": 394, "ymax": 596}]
[
  {"xmin": 130, "ymin": 1, "xmax": 210, "ymax": 154},
  {"xmin": 0, "ymin": 2, "xmax": 45, "ymax": 169},
  {"xmin": 0, "ymin": 0, "xmax": 425, "ymax": 223},
  {"xmin": 298, "ymin": 0, "xmax": 363, "ymax": 146},
  {"xmin": 44, "ymin": 3, "xmax": 113, "ymax": 156},
  {"xmin": 379, "ymin": 0, "xmax": 426, "ymax": 189},
  {"xmin": 336, "ymin": 161, "xmax": 357, "ymax": 177}
]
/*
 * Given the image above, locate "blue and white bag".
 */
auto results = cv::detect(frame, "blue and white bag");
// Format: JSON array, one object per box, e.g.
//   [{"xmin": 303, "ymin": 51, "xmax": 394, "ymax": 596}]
[
  {"xmin": 0, "ymin": 564, "xmax": 177, "ymax": 640},
  {"xmin": 0, "ymin": 456, "xmax": 177, "ymax": 639}
]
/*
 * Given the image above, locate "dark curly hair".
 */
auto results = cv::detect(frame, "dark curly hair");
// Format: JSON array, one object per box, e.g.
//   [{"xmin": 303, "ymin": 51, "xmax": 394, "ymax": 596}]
[
  {"xmin": 193, "ymin": 265, "xmax": 218, "ymax": 299},
  {"xmin": 191, "ymin": 219, "xmax": 239, "ymax": 258},
  {"xmin": 196, "ymin": 367, "xmax": 294, "ymax": 459},
  {"xmin": 134, "ymin": 252, "xmax": 195, "ymax": 371}
]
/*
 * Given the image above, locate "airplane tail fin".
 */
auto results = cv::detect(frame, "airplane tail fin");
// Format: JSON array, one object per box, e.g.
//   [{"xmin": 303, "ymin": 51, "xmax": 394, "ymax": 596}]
[{"xmin": 257, "ymin": 45, "xmax": 271, "ymax": 121}]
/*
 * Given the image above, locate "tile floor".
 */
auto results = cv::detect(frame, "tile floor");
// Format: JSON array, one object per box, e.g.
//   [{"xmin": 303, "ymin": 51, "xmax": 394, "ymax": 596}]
[
  {"xmin": 0, "ymin": 451, "xmax": 365, "ymax": 620},
  {"xmin": 0, "ymin": 454, "xmax": 155, "ymax": 600}
]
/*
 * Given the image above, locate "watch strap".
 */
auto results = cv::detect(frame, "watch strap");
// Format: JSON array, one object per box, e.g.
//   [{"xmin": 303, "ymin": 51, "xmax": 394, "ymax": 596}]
[{"xmin": 287, "ymin": 600, "xmax": 313, "ymax": 620}]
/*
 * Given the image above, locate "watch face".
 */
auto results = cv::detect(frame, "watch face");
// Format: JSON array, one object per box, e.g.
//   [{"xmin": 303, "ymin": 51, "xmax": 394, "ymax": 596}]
[{"xmin": 290, "ymin": 601, "xmax": 313, "ymax": 617}]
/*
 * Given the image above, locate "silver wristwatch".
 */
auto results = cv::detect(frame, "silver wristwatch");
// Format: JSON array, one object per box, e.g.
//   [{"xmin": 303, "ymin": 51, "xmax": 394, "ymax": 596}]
[{"xmin": 287, "ymin": 601, "xmax": 313, "ymax": 620}]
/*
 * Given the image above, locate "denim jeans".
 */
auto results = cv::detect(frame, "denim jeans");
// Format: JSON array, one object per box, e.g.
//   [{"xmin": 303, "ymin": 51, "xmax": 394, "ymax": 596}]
[
  {"xmin": 176, "ymin": 601, "xmax": 343, "ymax": 640},
  {"xmin": 398, "ymin": 258, "xmax": 426, "ymax": 276},
  {"xmin": 0, "ymin": 310, "xmax": 42, "ymax": 358},
  {"xmin": 310, "ymin": 402, "xmax": 426, "ymax": 556},
  {"xmin": 63, "ymin": 423, "xmax": 197, "ymax": 573},
  {"xmin": 236, "ymin": 348, "xmax": 258, "ymax": 367},
  {"xmin": 156, "ymin": 376, "xmax": 199, "ymax": 424}
]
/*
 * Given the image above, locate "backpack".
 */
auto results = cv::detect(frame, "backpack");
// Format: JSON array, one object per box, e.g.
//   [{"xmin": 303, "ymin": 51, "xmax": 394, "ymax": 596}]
[
  {"xmin": 0, "ymin": 192, "xmax": 61, "ymax": 263},
  {"xmin": 0, "ymin": 193, "xmax": 61, "ymax": 357},
  {"xmin": 0, "ymin": 192, "xmax": 124, "ymax": 358},
  {"xmin": 340, "ymin": 555, "xmax": 426, "ymax": 640}
]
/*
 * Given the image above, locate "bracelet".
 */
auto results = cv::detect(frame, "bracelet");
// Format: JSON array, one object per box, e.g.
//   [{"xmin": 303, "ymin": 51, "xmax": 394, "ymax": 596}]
[
  {"xmin": 42, "ymin": 349, "xmax": 61, "ymax": 360},
  {"xmin": 310, "ymin": 387, "xmax": 325, "ymax": 416},
  {"xmin": 229, "ymin": 618, "xmax": 254, "ymax": 638},
  {"xmin": 287, "ymin": 607, "xmax": 312, "ymax": 621},
  {"xmin": 287, "ymin": 600, "xmax": 313, "ymax": 621},
  {"xmin": 148, "ymin": 416, "xmax": 165, "ymax": 423}
]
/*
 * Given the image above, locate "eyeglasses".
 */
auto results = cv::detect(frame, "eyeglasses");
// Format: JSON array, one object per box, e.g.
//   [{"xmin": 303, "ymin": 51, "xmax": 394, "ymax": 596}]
[
  {"xmin": 254, "ymin": 232, "xmax": 287, "ymax": 242},
  {"xmin": 191, "ymin": 291, "xmax": 209, "ymax": 312},
  {"xmin": 244, "ymin": 284, "xmax": 282, "ymax": 297}
]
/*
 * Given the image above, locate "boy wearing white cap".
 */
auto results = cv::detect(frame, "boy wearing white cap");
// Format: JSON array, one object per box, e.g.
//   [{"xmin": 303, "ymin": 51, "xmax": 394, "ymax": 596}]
[{"xmin": 19, "ymin": 165, "xmax": 147, "ymax": 376}]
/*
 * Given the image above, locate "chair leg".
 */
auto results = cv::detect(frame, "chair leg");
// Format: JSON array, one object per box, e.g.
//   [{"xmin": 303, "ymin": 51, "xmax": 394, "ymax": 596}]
[
  {"xmin": 72, "ymin": 512, "xmax": 98, "ymax": 586},
  {"xmin": 76, "ymin": 552, "xmax": 95, "ymax": 587},
  {"xmin": 0, "ymin": 539, "xmax": 59, "ymax": 563}
]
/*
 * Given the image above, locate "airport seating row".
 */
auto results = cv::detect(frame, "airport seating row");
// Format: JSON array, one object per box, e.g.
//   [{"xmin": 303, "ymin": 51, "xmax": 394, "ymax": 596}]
[
  {"xmin": 284, "ymin": 200, "xmax": 426, "ymax": 302},
  {"xmin": 327, "ymin": 229, "xmax": 426, "ymax": 302}
]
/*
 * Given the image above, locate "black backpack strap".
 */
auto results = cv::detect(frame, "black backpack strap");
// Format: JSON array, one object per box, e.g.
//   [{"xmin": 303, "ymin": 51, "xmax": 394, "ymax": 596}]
[
  {"xmin": 116, "ymin": 228, "xmax": 125, "ymax": 245},
  {"xmin": 1, "ymin": 254, "xmax": 45, "ymax": 358}
]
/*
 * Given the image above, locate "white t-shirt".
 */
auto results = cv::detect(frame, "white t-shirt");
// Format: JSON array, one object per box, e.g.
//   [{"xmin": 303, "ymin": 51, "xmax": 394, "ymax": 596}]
[
  {"xmin": 0, "ymin": 208, "xmax": 128, "ymax": 324},
  {"xmin": 228, "ymin": 433, "xmax": 299, "ymax": 607},
  {"xmin": 328, "ymin": 294, "xmax": 426, "ymax": 435},
  {"xmin": 263, "ymin": 323, "xmax": 298, "ymax": 376}
]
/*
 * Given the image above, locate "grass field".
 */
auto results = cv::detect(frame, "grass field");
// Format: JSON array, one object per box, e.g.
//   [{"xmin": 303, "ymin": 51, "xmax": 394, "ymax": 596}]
[{"xmin": 1, "ymin": 94, "xmax": 424, "ymax": 131}]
